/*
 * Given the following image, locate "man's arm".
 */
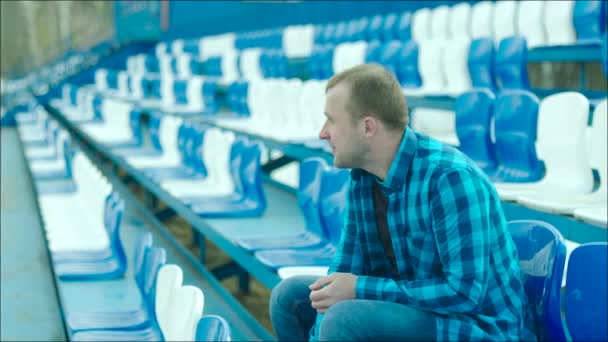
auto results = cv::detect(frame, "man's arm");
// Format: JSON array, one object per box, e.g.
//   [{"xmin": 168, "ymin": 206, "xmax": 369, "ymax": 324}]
[
  {"xmin": 355, "ymin": 168, "xmax": 493, "ymax": 314},
  {"xmin": 327, "ymin": 178, "xmax": 366, "ymax": 275}
]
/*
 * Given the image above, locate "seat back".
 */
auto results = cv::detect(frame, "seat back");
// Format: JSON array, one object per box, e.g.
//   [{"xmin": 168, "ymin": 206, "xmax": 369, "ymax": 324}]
[
  {"xmin": 468, "ymin": 38, "xmax": 496, "ymax": 91},
  {"xmin": 443, "ymin": 38, "xmax": 472, "ymax": 96},
  {"xmin": 430, "ymin": 5, "xmax": 450, "ymax": 41},
  {"xmin": 396, "ymin": 39, "xmax": 421, "ymax": 88},
  {"xmin": 378, "ymin": 40, "xmax": 402, "ymax": 76},
  {"xmin": 411, "ymin": 8, "xmax": 431, "ymax": 42},
  {"xmin": 298, "ymin": 158, "xmax": 328, "ymax": 240},
  {"xmin": 588, "ymin": 99, "xmax": 607, "ymax": 193},
  {"xmin": 493, "ymin": 90, "xmax": 543, "ymax": 182},
  {"xmin": 508, "ymin": 220, "xmax": 567, "ymax": 342},
  {"xmin": 564, "ymin": 242, "xmax": 608, "ymax": 341},
  {"xmin": 493, "ymin": 0, "xmax": 518, "ymax": 46},
  {"xmin": 133, "ymin": 232, "xmax": 154, "ymax": 291},
  {"xmin": 368, "ymin": 15, "xmax": 384, "ymax": 42},
  {"xmin": 196, "ymin": 315, "xmax": 232, "ymax": 342},
  {"xmin": 382, "ymin": 13, "xmax": 398, "ymax": 42},
  {"xmin": 470, "ymin": 1, "xmax": 494, "ymax": 39},
  {"xmin": 544, "ymin": 0, "xmax": 576, "ymax": 46},
  {"xmin": 536, "ymin": 92, "xmax": 593, "ymax": 192},
  {"xmin": 517, "ymin": 1, "xmax": 546, "ymax": 48},
  {"xmin": 162, "ymin": 285, "xmax": 204, "ymax": 341},
  {"xmin": 155, "ymin": 264, "xmax": 184, "ymax": 336},
  {"xmin": 104, "ymin": 193, "xmax": 127, "ymax": 276},
  {"xmin": 455, "ymin": 89, "xmax": 497, "ymax": 173},
  {"xmin": 496, "ymin": 36, "xmax": 530, "ymax": 91},
  {"xmin": 142, "ymin": 246, "xmax": 166, "ymax": 312},
  {"xmin": 396, "ymin": 11, "xmax": 412, "ymax": 41},
  {"xmin": 573, "ymin": 0, "xmax": 606, "ymax": 43},
  {"xmin": 319, "ymin": 167, "xmax": 351, "ymax": 246},
  {"xmin": 449, "ymin": 2, "xmax": 471, "ymax": 39},
  {"xmin": 417, "ymin": 39, "xmax": 446, "ymax": 93}
]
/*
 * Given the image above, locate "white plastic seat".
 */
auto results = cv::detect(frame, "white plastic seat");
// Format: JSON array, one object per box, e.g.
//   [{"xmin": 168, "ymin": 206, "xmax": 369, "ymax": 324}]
[
  {"xmin": 126, "ymin": 116, "xmax": 182, "ymax": 168},
  {"xmin": 277, "ymin": 266, "xmax": 329, "ymax": 279},
  {"xmin": 161, "ymin": 285, "xmax": 204, "ymax": 341},
  {"xmin": 283, "ymin": 25, "xmax": 315, "ymax": 58},
  {"xmin": 430, "ymin": 5, "xmax": 450, "ymax": 41},
  {"xmin": 240, "ymin": 48, "xmax": 264, "ymax": 81},
  {"xmin": 494, "ymin": 92, "xmax": 593, "ymax": 201},
  {"xmin": 220, "ymin": 50, "xmax": 239, "ymax": 85},
  {"xmin": 176, "ymin": 54, "xmax": 192, "ymax": 79},
  {"xmin": 161, "ymin": 129, "xmax": 236, "ymax": 198},
  {"xmin": 449, "ymin": 2, "xmax": 472, "ymax": 39},
  {"xmin": 442, "ymin": 38, "xmax": 472, "ymax": 97},
  {"xmin": 493, "ymin": 0, "xmax": 518, "ymax": 47},
  {"xmin": 543, "ymin": 0, "xmax": 576, "ymax": 46},
  {"xmin": 470, "ymin": 1, "xmax": 494, "ymax": 39},
  {"xmin": 403, "ymin": 39, "xmax": 446, "ymax": 96},
  {"xmin": 81, "ymin": 99, "xmax": 134, "ymax": 143},
  {"xmin": 516, "ymin": 99, "xmax": 607, "ymax": 214},
  {"xmin": 410, "ymin": 108, "xmax": 459, "ymax": 146},
  {"xmin": 411, "ymin": 8, "xmax": 432, "ymax": 42},
  {"xmin": 274, "ymin": 79, "xmax": 305, "ymax": 142},
  {"xmin": 516, "ymin": 1, "xmax": 547, "ymax": 48},
  {"xmin": 156, "ymin": 264, "xmax": 184, "ymax": 333},
  {"xmin": 94, "ymin": 69, "xmax": 108, "ymax": 92}
]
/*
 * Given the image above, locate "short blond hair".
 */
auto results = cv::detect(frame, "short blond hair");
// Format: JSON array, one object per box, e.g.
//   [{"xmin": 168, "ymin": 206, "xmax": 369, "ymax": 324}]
[{"xmin": 326, "ymin": 63, "xmax": 409, "ymax": 131}]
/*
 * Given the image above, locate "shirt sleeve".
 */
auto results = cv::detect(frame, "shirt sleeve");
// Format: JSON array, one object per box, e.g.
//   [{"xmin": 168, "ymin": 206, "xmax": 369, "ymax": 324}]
[
  {"xmin": 328, "ymin": 178, "xmax": 366, "ymax": 275},
  {"xmin": 354, "ymin": 168, "xmax": 493, "ymax": 315}
]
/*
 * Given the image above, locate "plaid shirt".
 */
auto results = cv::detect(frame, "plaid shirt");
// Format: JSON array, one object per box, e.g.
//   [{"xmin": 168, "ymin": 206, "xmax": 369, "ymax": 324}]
[{"xmin": 310, "ymin": 128, "xmax": 533, "ymax": 341}]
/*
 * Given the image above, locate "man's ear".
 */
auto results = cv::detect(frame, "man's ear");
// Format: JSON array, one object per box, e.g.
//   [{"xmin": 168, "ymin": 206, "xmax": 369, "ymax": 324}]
[{"xmin": 362, "ymin": 116, "xmax": 377, "ymax": 138}]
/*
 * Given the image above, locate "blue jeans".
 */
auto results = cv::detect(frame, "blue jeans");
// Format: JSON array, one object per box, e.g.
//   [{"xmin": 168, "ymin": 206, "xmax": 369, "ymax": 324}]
[{"xmin": 270, "ymin": 275, "xmax": 437, "ymax": 341}]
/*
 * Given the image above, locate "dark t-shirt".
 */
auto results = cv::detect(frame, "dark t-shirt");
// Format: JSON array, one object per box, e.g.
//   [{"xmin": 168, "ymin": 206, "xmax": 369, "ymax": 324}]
[{"xmin": 373, "ymin": 181, "xmax": 399, "ymax": 278}]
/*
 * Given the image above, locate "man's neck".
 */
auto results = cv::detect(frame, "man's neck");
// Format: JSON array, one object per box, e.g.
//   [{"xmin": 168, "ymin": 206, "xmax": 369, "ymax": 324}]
[{"xmin": 361, "ymin": 129, "xmax": 405, "ymax": 182}]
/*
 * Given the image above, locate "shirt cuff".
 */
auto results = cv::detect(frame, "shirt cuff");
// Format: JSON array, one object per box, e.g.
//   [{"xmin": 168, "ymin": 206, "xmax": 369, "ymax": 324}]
[{"xmin": 355, "ymin": 275, "xmax": 384, "ymax": 301}]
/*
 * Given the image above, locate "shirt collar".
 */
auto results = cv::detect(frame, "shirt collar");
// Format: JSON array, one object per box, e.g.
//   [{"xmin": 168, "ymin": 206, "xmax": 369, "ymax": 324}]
[{"xmin": 350, "ymin": 127, "xmax": 417, "ymax": 191}]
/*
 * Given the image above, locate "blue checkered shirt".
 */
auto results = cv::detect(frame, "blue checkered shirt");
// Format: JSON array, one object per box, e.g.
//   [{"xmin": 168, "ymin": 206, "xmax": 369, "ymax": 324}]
[{"xmin": 310, "ymin": 128, "xmax": 534, "ymax": 341}]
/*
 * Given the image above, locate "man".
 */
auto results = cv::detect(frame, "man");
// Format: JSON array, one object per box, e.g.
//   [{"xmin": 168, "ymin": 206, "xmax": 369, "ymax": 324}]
[{"xmin": 269, "ymin": 64, "xmax": 532, "ymax": 341}]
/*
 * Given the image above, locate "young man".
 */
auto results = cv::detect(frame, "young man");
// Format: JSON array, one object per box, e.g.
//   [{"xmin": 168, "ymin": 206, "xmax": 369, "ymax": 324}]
[{"xmin": 270, "ymin": 64, "xmax": 533, "ymax": 341}]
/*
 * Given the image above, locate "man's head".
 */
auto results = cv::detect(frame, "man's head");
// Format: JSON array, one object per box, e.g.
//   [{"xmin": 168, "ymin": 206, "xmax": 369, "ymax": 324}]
[{"xmin": 319, "ymin": 63, "xmax": 409, "ymax": 169}]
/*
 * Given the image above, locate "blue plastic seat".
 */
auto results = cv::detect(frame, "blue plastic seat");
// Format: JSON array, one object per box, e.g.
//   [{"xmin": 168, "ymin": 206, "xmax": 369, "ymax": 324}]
[
  {"xmin": 382, "ymin": 13, "xmax": 398, "ymax": 42},
  {"xmin": 496, "ymin": 36, "xmax": 530, "ymax": 92},
  {"xmin": 66, "ymin": 234, "xmax": 160, "ymax": 332},
  {"xmin": 454, "ymin": 89, "xmax": 498, "ymax": 175},
  {"xmin": 378, "ymin": 40, "xmax": 403, "ymax": 77},
  {"xmin": 143, "ymin": 123, "xmax": 207, "ymax": 182},
  {"xmin": 491, "ymin": 90, "xmax": 544, "ymax": 183},
  {"xmin": 508, "ymin": 220, "xmax": 567, "ymax": 342},
  {"xmin": 313, "ymin": 24, "xmax": 326, "ymax": 46},
  {"xmin": 237, "ymin": 157, "xmax": 327, "ymax": 251},
  {"xmin": 112, "ymin": 113, "xmax": 163, "ymax": 158},
  {"xmin": 396, "ymin": 11, "xmax": 412, "ymax": 41},
  {"xmin": 332, "ymin": 21, "xmax": 348, "ymax": 45},
  {"xmin": 187, "ymin": 139, "xmax": 267, "ymax": 218},
  {"xmin": 322, "ymin": 23, "xmax": 337, "ymax": 45},
  {"xmin": 53, "ymin": 193, "xmax": 128, "ymax": 281},
  {"xmin": 573, "ymin": 0, "xmax": 606, "ymax": 45},
  {"xmin": 468, "ymin": 38, "xmax": 497, "ymax": 92},
  {"xmin": 195, "ymin": 315, "xmax": 231, "ymax": 341},
  {"xmin": 344, "ymin": 19, "xmax": 359, "ymax": 42},
  {"xmin": 253, "ymin": 166, "xmax": 350, "ymax": 269},
  {"xmin": 396, "ymin": 39, "xmax": 421, "ymax": 89},
  {"xmin": 70, "ymin": 247, "xmax": 166, "ymax": 341},
  {"xmin": 564, "ymin": 242, "xmax": 608, "ymax": 342},
  {"xmin": 355, "ymin": 16, "xmax": 370, "ymax": 41},
  {"xmin": 364, "ymin": 40, "xmax": 383, "ymax": 64},
  {"xmin": 368, "ymin": 14, "xmax": 384, "ymax": 41}
]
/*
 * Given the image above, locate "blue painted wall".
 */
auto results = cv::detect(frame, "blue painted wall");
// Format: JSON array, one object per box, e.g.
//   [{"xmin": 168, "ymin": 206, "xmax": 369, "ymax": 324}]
[
  {"xmin": 160, "ymin": 0, "xmax": 479, "ymax": 40},
  {"xmin": 115, "ymin": 0, "xmax": 162, "ymax": 43}
]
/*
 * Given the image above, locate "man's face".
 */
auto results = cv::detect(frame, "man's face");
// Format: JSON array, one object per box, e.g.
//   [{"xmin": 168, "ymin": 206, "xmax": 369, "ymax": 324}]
[{"xmin": 319, "ymin": 83, "xmax": 368, "ymax": 168}]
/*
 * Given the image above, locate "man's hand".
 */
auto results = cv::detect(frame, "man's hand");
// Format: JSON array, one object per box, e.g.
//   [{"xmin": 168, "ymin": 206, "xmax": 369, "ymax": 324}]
[{"xmin": 309, "ymin": 272, "xmax": 357, "ymax": 313}]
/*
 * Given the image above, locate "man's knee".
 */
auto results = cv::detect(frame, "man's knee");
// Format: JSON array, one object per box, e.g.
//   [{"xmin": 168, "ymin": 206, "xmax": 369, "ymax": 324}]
[
  {"xmin": 318, "ymin": 301, "xmax": 360, "ymax": 340},
  {"xmin": 270, "ymin": 276, "xmax": 315, "ymax": 310}
]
